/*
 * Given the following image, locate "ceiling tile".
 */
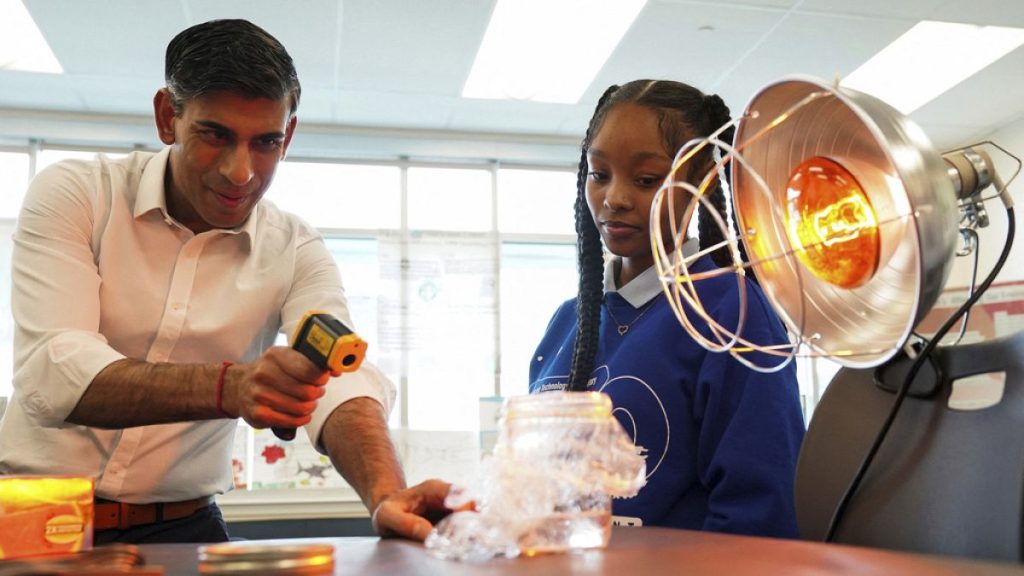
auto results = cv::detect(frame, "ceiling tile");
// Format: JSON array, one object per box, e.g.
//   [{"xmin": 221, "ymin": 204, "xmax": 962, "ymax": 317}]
[
  {"xmin": 0, "ymin": 70, "xmax": 82, "ymax": 109},
  {"xmin": 713, "ymin": 11, "xmax": 911, "ymax": 115},
  {"xmin": 2, "ymin": 0, "xmax": 1022, "ymax": 162},
  {"xmin": 336, "ymin": 0, "xmax": 494, "ymax": 94},
  {"xmin": 24, "ymin": 0, "xmax": 186, "ymax": 77},
  {"xmin": 585, "ymin": 1, "xmax": 791, "ymax": 114},
  {"xmin": 910, "ymin": 48, "xmax": 1024, "ymax": 149},
  {"xmin": 799, "ymin": 0, "xmax": 1024, "ymax": 26}
]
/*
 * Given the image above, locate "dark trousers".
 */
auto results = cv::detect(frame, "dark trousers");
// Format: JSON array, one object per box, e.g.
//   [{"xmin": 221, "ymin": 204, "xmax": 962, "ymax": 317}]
[{"xmin": 94, "ymin": 503, "xmax": 230, "ymax": 545}]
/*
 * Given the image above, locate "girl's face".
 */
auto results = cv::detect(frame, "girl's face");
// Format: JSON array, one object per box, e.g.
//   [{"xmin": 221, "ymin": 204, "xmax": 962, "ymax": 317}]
[{"xmin": 586, "ymin": 103, "xmax": 689, "ymax": 285}]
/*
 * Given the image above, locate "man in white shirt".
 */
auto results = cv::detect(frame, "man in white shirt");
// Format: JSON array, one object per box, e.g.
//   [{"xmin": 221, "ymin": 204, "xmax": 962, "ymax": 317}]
[{"xmin": 0, "ymin": 18, "xmax": 449, "ymax": 544}]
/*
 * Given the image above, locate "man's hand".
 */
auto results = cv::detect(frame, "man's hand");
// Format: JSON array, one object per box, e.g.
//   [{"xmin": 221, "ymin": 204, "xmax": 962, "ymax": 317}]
[
  {"xmin": 319, "ymin": 398, "xmax": 461, "ymax": 542},
  {"xmin": 222, "ymin": 346, "xmax": 329, "ymax": 429},
  {"xmin": 370, "ymin": 479, "xmax": 454, "ymax": 541}
]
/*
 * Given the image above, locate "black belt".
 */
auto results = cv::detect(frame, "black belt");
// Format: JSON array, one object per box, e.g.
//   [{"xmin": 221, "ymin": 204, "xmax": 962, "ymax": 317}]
[{"xmin": 94, "ymin": 496, "xmax": 214, "ymax": 531}]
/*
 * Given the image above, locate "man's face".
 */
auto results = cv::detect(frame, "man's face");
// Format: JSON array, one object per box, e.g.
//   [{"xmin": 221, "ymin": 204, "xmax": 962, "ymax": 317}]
[{"xmin": 155, "ymin": 89, "xmax": 296, "ymax": 234}]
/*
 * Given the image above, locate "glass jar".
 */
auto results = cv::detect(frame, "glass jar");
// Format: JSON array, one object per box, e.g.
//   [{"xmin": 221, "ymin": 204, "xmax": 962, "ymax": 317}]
[
  {"xmin": 424, "ymin": 391, "xmax": 645, "ymax": 561},
  {"xmin": 498, "ymin": 391, "xmax": 643, "ymax": 555}
]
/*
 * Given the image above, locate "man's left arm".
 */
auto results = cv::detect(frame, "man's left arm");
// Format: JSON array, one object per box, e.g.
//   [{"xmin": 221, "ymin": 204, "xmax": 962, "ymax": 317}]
[
  {"xmin": 319, "ymin": 397, "xmax": 452, "ymax": 541},
  {"xmin": 286, "ymin": 231, "xmax": 452, "ymax": 540}
]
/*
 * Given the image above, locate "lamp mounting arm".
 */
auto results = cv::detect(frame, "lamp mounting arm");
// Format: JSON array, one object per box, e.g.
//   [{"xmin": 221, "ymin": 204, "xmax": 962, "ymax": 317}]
[{"xmin": 943, "ymin": 142, "xmax": 1020, "ymax": 210}]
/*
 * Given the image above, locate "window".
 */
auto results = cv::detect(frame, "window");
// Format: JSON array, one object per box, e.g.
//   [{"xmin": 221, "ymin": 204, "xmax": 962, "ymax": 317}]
[
  {"xmin": 499, "ymin": 242, "xmax": 576, "ymax": 398},
  {"xmin": 408, "ymin": 167, "xmax": 492, "ymax": 232},
  {"xmin": 497, "ymin": 168, "xmax": 576, "ymax": 235},
  {"xmin": 0, "ymin": 151, "xmax": 27, "ymax": 399},
  {"xmin": 0, "ymin": 152, "xmax": 29, "ymax": 219},
  {"xmin": 496, "ymin": 168, "xmax": 577, "ymax": 398},
  {"xmin": 272, "ymin": 162, "xmax": 400, "ymax": 230},
  {"xmin": 36, "ymin": 149, "xmax": 129, "ymax": 173},
  {"xmin": 321, "ymin": 236, "xmax": 405, "ymax": 428},
  {"xmin": 398, "ymin": 231, "xmax": 497, "ymax": 430},
  {"xmin": 0, "ymin": 222, "xmax": 14, "ymax": 401}
]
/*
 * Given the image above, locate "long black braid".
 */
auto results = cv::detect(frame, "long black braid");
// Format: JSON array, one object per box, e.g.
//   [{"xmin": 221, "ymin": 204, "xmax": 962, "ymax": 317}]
[
  {"xmin": 568, "ymin": 80, "xmax": 749, "ymax": 391},
  {"xmin": 696, "ymin": 93, "xmax": 752, "ymax": 269},
  {"xmin": 568, "ymin": 84, "xmax": 619, "ymax": 391}
]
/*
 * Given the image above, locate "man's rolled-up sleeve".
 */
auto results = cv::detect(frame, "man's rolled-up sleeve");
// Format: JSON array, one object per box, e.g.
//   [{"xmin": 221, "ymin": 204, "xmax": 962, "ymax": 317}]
[
  {"xmin": 305, "ymin": 361, "xmax": 397, "ymax": 454},
  {"xmin": 11, "ymin": 163, "xmax": 126, "ymax": 427}
]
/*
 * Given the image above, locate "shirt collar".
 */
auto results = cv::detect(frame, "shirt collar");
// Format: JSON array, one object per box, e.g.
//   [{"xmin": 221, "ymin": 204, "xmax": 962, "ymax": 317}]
[
  {"xmin": 135, "ymin": 146, "xmax": 258, "ymax": 242},
  {"xmin": 604, "ymin": 237, "xmax": 699, "ymax": 307}
]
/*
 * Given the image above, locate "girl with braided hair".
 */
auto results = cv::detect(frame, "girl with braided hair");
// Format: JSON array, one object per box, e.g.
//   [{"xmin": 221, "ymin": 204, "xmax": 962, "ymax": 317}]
[{"xmin": 528, "ymin": 80, "xmax": 805, "ymax": 537}]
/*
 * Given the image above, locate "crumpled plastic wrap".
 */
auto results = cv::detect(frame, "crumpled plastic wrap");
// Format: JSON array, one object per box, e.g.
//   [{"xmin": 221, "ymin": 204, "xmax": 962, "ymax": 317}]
[{"xmin": 425, "ymin": 392, "xmax": 646, "ymax": 561}]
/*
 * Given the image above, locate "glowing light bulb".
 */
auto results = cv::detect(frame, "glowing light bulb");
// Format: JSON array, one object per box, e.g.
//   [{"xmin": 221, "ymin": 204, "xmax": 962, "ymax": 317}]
[{"xmin": 785, "ymin": 157, "xmax": 880, "ymax": 288}]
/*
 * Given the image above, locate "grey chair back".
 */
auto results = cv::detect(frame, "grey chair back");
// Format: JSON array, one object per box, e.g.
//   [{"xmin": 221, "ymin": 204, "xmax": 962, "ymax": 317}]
[{"xmin": 795, "ymin": 330, "xmax": 1024, "ymax": 562}]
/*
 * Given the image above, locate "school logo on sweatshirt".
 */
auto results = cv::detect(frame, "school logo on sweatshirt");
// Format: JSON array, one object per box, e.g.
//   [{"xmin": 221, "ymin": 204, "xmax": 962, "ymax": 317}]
[
  {"xmin": 591, "ymin": 364, "xmax": 670, "ymax": 481},
  {"xmin": 530, "ymin": 365, "xmax": 669, "ymax": 483}
]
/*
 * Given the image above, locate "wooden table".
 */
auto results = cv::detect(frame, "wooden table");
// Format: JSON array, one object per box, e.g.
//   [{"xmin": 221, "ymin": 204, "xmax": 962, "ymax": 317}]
[{"xmin": 137, "ymin": 527, "xmax": 1023, "ymax": 575}]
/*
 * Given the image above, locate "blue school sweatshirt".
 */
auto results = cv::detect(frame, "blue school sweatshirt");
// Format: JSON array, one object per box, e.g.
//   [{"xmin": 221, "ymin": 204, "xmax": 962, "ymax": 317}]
[{"xmin": 529, "ymin": 254, "xmax": 805, "ymax": 538}]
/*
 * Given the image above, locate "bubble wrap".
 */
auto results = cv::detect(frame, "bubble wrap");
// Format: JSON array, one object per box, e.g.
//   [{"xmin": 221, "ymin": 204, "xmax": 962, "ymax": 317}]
[{"xmin": 425, "ymin": 392, "xmax": 646, "ymax": 561}]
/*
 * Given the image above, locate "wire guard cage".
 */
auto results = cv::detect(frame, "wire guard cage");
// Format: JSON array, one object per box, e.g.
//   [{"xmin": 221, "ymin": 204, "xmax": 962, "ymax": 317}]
[{"xmin": 651, "ymin": 76, "xmax": 962, "ymax": 373}]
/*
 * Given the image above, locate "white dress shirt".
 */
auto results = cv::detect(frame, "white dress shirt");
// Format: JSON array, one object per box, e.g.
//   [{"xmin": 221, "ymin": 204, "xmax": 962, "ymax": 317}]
[{"xmin": 0, "ymin": 148, "xmax": 395, "ymax": 502}]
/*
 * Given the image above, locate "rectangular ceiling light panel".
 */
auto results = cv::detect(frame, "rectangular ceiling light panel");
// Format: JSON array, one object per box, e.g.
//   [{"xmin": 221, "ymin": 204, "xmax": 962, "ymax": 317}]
[
  {"xmin": 0, "ymin": 0, "xmax": 63, "ymax": 74},
  {"xmin": 462, "ymin": 0, "xmax": 646, "ymax": 104},
  {"xmin": 843, "ymin": 20, "xmax": 1024, "ymax": 114}
]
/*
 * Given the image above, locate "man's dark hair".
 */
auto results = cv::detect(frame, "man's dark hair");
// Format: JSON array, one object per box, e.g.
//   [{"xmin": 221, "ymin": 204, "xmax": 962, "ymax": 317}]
[{"xmin": 164, "ymin": 19, "xmax": 301, "ymax": 116}]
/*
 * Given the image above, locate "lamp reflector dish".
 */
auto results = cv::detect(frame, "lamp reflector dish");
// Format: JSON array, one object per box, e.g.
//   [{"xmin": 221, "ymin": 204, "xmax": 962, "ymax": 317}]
[{"xmin": 731, "ymin": 77, "xmax": 959, "ymax": 368}]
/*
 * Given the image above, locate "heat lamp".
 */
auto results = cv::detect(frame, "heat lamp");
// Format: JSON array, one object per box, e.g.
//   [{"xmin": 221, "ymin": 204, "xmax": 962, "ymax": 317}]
[
  {"xmin": 651, "ymin": 75, "xmax": 1021, "ymax": 554},
  {"xmin": 652, "ymin": 75, "xmax": 1019, "ymax": 373}
]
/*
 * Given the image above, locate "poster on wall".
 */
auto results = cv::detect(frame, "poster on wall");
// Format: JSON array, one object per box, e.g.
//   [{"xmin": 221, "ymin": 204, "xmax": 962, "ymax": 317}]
[
  {"xmin": 917, "ymin": 280, "xmax": 1024, "ymax": 344},
  {"xmin": 247, "ymin": 428, "xmax": 347, "ymax": 490},
  {"xmin": 231, "ymin": 422, "xmax": 249, "ymax": 490}
]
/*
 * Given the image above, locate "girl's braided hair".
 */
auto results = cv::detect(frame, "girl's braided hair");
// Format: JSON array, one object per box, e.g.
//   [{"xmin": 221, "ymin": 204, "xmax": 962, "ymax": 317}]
[{"xmin": 568, "ymin": 79, "xmax": 747, "ymax": 390}]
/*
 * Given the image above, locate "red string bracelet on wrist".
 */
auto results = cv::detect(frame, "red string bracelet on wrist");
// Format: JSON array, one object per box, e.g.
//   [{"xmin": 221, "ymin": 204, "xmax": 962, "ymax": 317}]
[{"xmin": 216, "ymin": 361, "xmax": 234, "ymax": 419}]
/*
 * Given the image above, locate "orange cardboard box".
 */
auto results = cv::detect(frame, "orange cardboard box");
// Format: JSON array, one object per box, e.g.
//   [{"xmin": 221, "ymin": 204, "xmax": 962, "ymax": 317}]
[{"xmin": 0, "ymin": 475, "xmax": 94, "ymax": 559}]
